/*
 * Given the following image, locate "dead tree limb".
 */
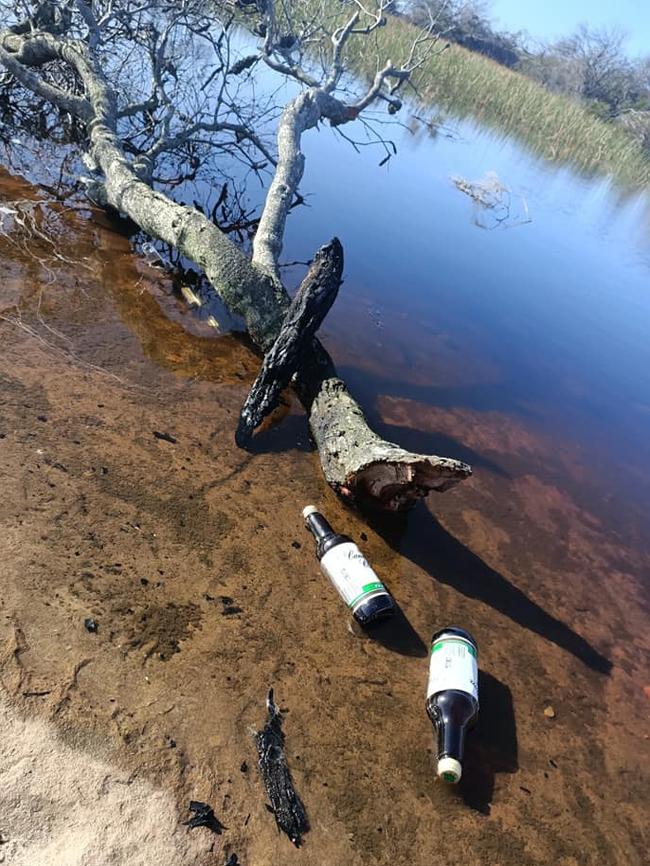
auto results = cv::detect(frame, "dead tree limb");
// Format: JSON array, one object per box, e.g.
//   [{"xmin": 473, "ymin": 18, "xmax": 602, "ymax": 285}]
[
  {"xmin": 0, "ymin": 4, "xmax": 472, "ymax": 511},
  {"xmin": 236, "ymin": 237, "xmax": 343, "ymax": 447}
]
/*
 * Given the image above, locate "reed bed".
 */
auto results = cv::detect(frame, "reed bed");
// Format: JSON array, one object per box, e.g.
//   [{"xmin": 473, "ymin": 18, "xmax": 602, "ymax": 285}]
[{"xmin": 313, "ymin": 4, "xmax": 650, "ymax": 188}]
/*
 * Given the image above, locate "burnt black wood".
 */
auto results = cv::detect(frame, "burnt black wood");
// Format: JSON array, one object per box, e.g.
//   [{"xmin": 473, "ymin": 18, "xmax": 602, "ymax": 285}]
[
  {"xmin": 235, "ymin": 237, "xmax": 343, "ymax": 447},
  {"xmin": 255, "ymin": 689, "xmax": 309, "ymax": 847}
]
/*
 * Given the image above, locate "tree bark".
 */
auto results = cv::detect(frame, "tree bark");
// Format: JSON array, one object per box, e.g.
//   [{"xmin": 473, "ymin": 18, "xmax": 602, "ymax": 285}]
[
  {"xmin": 0, "ymin": 26, "xmax": 472, "ymax": 510},
  {"xmin": 294, "ymin": 345, "xmax": 470, "ymax": 510},
  {"xmin": 236, "ymin": 237, "xmax": 343, "ymax": 447}
]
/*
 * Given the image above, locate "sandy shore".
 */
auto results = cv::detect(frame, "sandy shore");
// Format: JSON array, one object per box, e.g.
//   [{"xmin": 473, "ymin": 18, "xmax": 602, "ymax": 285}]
[{"xmin": 0, "ymin": 695, "xmax": 213, "ymax": 866}]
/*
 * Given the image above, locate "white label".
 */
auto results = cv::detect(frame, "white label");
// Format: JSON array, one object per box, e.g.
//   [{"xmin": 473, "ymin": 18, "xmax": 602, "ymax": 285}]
[
  {"xmin": 427, "ymin": 636, "xmax": 478, "ymax": 700},
  {"xmin": 320, "ymin": 542, "xmax": 386, "ymax": 608}
]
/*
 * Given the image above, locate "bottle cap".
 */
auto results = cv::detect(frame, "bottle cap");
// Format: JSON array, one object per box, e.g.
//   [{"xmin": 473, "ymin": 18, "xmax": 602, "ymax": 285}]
[
  {"xmin": 302, "ymin": 505, "xmax": 318, "ymax": 519},
  {"xmin": 437, "ymin": 757, "xmax": 462, "ymax": 784}
]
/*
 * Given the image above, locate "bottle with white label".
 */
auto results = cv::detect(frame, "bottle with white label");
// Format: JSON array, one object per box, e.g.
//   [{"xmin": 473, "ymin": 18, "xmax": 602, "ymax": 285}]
[
  {"xmin": 302, "ymin": 505, "xmax": 395, "ymax": 625},
  {"xmin": 426, "ymin": 627, "xmax": 479, "ymax": 784}
]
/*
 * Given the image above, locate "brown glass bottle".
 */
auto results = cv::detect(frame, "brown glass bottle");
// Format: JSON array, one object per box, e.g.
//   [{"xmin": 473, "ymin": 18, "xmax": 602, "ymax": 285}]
[
  {"xmin": 425, "ymin": 627, "xmax": 479, "ymax": 783},
  {"xmin": 303, "ymin": 505, "xmax": 395, "ymax": 625}
]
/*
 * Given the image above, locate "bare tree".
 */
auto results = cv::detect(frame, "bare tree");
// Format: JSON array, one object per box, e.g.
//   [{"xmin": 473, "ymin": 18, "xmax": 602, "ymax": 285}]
[
  {"xmin": 551, "ymin": 25, "xmax": 638, "ymax": 115},
  {"xmin": 518, "ymin": 46, "xmax": 585, "ymax": 99},
  {"xmin": 404, "ymin": 0, "xmax": 521, "ymax": 68},
  {"xmin": 0, "ymin": 0, "xmax": 471, "ymax": 510}
]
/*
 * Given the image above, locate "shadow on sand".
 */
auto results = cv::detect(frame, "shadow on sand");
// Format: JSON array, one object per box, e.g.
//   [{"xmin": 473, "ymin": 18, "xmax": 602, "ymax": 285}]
[
  {"xmin": 354, "ymin": 602, "xmax": 428, "ymax": 658},
  {"xmin": 366, "ymin": 504, "xmax": 612, "ymax": 675},
  {"xmin": 459, "ymin": 671, "xmax": 518, "ymax": 814}
]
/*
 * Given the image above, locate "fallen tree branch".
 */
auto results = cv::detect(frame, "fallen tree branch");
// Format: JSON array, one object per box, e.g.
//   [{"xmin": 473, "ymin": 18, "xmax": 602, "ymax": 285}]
[
  {"xmin": 0, "ymin": 11, "xmax": 471, "ymax": 511},
  {"xmin": 295, "ymin": 345, "xmax": 470, "ymax": 509},
  {"xmin": 236, "ymin": 236, "xmax": 343, "ymax": 447}
]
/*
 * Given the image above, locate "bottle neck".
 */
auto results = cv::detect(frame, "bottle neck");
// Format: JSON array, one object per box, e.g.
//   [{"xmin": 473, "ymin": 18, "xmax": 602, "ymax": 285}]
[
  {"xmin": 304, "ymin": 511, "xmax": 335, "ymax": 544},
  {"xmin": 428, "ymin": 690, "xmax": 477, "ymax": 763},
  {"xmin": 437, "ymin": 715, "xmax": 469, "ymax": 763},
  {"xmin": 304, "ymin": 508, "xmax": 353, "ymax": 558}
]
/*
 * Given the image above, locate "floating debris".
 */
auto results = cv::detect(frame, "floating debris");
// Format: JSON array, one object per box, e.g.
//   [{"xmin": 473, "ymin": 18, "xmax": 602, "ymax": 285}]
[
  {"xmin": 84, "ymin": 618, "xmax": 98, "ymax": 633},
  {"xmin": 256, "ymin": 689, "xmax": 308, "ymax": 847},
  {"xmin": 183, "ymin": 800, "xmax": 224, "ymax": 834},
  {"xmin": 543, "ymin": 705, "xmax": 556, "ymax": 719},
  {"xmin": 452, "ymin": 170, "xmax": 531, "ymax": 230}
]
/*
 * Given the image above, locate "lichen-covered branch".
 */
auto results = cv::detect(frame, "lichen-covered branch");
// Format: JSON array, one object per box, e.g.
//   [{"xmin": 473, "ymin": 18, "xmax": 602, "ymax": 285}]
[
  {"xmin": 295, "ymin": 345, "xmax": 470, "ymax": 510},
  {"xmin": 0, "ymin": 5, "xmax": 471, "ymax": 510},
  {"xmin": 251, "ymin": 88, "xmax": 349, "ymax": 279}
]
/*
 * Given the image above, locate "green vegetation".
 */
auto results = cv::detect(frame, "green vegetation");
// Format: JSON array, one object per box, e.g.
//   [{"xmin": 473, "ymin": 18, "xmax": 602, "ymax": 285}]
[
  {"xmin": 227, "ymin": 1, "xmax": 650, "ymax": 186},
  {"xmin": 351, "ymin": 20, "xmax": 650, "ymax": 186},
  {"xmin": 333, "ymin": 7, "xmax": 650, "ymax": 188}
]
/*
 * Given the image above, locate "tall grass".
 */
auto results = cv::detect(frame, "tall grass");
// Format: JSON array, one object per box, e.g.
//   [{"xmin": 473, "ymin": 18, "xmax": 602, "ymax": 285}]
[{"xmin": 317, "ymin": 5, "xmax": 650, "ymax": 189}]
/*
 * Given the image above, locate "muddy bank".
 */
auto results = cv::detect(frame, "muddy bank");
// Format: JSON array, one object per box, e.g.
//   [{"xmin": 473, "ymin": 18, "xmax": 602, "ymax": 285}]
[{"xmin": 0, "ymin": 169, "xmax": 648, "ymax": 866}]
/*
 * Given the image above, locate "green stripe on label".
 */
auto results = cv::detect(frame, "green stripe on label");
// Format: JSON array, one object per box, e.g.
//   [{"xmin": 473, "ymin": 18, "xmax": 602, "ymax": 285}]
[
  {"xmin": 348, "ymin": 582, "xmax": 385, "ymax": 608},
  {"xmin": 431, "ymin": 639, "xmax": 477, "ymax": 657}
]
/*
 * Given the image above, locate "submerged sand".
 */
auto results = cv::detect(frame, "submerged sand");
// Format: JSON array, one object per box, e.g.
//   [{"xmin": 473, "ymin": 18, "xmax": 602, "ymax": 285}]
[{"xmin": 0, "ymin": 169, "xmax": 648, "ymax": 865}]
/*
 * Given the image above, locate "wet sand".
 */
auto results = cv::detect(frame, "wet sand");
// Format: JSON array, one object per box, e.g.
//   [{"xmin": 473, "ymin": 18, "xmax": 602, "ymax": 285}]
[{"xmin": 0, "ymin": 169, "xmax": 648, "ymax": 865}]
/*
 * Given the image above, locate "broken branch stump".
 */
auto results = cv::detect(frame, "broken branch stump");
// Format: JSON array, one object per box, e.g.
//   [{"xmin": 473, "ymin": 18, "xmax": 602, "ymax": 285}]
[{"xmin": 235, "ymin": 237, "xmax": 343, "ymax": 446}]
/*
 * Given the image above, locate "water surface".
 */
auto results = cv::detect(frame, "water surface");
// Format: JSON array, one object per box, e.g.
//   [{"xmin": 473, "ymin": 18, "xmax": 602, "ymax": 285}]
[
  {"xmin": 1, "ymin": 63, "xmax": 649, "ymax": 866},
  {"xmin": 279, "ymin": 111, "xmax": 650, "ymax": 551}
]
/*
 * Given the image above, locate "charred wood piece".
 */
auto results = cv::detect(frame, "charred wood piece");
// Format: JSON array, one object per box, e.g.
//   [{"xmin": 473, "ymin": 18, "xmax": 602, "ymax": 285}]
[
  {"xmin": 236, "ymin": 238, "xmax": 343, "ymax": 447},
  {"xmin": 255, "ymin": 689, "xmax": 308, "ymax": 847},
  {"xmin": 183, "ymin": 800, "xmax": 225, "ymax": 834}
]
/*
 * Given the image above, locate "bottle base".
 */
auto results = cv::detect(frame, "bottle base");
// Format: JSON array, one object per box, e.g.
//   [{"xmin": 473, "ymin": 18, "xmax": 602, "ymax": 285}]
[{"xmin": 352, "ymin": 593, "xmax": 395, "ymax": 626}]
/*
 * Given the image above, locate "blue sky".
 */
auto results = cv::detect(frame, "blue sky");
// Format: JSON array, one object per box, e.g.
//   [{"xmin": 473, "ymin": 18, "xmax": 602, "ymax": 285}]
[{"xmin": 490, "ymin": 0, "xmax": 650, "ymax": 57}]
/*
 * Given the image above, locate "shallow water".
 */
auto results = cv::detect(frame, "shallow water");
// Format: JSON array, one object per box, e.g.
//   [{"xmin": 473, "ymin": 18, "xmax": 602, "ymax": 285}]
[
  {"xmin": 280, "ymin": 113, "xmax": 650, "ymax": 549},
  {"xmin": 0, "ymin": 84, "xmax": 649, "ymax": 866}
]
